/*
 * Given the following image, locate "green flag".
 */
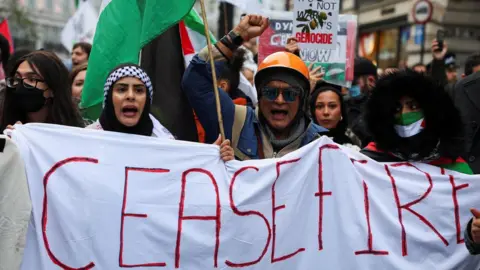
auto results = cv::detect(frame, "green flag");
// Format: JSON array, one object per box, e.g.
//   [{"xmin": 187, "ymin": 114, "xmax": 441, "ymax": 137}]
[{"xmin": 81, "ymin": 0, "xmax": 196, "ymax": 120}]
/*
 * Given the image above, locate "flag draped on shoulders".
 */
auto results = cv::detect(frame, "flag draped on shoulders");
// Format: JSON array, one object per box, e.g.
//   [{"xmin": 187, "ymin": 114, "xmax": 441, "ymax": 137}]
[{"xmin": 81, "ymin": 0, "xmax": 196, "ymax": 121}]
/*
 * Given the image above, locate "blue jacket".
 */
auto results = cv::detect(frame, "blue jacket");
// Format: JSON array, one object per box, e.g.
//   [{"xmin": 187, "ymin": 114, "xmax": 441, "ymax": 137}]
[{"xmin": 182, "ymin": 55, "xmax": 328, "ymax": 160}]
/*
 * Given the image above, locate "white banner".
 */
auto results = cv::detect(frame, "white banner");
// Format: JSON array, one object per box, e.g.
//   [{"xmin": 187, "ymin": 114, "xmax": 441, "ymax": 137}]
[
  {"xmin": 61, "ymin": 0, "xmax": 98, "ymax": 52},
  {"xmin": 12, "ymin": 124, "xmax": 480, "ymax": 269}
]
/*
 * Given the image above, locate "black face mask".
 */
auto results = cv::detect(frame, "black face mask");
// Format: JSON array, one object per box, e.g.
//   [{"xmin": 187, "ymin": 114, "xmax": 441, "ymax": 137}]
[{"xmin": 12, "ymin": 84, "xmax": 47, "ymax": 113}]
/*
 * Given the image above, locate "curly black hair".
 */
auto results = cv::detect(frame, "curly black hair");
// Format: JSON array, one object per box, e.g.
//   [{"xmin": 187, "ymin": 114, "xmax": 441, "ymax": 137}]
[{"xmin": 365, "ymin": 70, "xmax": 464, "ymax": 159}]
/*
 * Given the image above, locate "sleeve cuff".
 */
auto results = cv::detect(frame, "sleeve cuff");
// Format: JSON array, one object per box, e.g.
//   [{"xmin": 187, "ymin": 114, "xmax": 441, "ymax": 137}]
[{"xmin": 465, "ymin": 218, "xmax": 480, "ymax": 255}]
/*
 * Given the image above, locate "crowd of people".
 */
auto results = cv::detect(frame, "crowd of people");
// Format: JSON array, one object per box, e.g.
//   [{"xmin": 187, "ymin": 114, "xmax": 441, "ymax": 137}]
[{"xmin": 2, "ymin": 13, "xmax": 480, "ymax": 263}]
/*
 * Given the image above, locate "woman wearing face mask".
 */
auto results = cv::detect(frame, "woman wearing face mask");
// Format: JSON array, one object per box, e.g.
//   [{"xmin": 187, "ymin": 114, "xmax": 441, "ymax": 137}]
[
  {"xmin": 361, "ymin": 70, "xmax": 472, "ymax": 174},
  {"xmin": 88, "ymin": 64, "xmax": 234, "ymax": 161},
  {"xmin": 69, "ymin": 63, "xmax": 87, "ymax": 106},
  {"xmin": 1, "ymin": 51, "xmax": 83, "ymax": 131},
  {"xmin": 310, "ymin": 82, "xmax": 361, "ymax": 149}
]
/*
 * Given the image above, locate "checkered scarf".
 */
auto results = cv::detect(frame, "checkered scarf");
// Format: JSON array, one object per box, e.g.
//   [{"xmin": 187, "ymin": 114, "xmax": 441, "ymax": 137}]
[{"xmin": 103, "ymin": 65, "xmax": 153, "ymax": 107}]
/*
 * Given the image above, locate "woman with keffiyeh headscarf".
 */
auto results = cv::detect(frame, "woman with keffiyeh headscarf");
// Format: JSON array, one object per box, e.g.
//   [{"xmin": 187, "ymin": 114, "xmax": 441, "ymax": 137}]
[{"xmin": 88, "ymin": 63, "xmax": 234, "ymax": 161}]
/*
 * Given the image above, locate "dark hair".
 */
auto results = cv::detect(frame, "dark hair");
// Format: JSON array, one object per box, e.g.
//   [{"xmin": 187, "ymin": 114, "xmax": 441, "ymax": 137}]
[
  {"xmin": 310, "ymin": 82, "xmax": 347, "ymax": 131},
  {"xmin": 464, "ymin": 53, "xmax": 480, "ymax": 76},
  {"xmin": 218, "ymin": 48, "xmax": 246, "ymax": 98},
  {"xmin": 69, "ymin": 63, "xmax": 88, "ymax": 87},
  {"xmin": 365, "ymin": 70, "xmax": 464, "ymax": 159},
  {"xmin": 412, "ymin": 63, "xmax": 425, "ymax": 69},
  {"xmin": 0, "ymin": 34, "xmax": 10, "ymax": 68},
  {"xmin": 354, "ymin": 57, "xmax": 378, "ymax": 79},
  {"xmin": 1, "ymin": 50, "xmax": 84, "ymax": 130},
  {"xmin": 72, "ymin": 42, "xmax": 92, "ymax": 58},
  {"xmin": 6, "ymin": 49, "xmax": 32, "ymax": 75}
]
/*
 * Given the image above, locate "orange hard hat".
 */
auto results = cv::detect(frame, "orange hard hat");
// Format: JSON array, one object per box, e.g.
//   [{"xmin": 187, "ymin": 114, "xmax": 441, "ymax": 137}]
[{"xmin": 255, "ymin": 52, "xmax": 310, "ymax": 91}]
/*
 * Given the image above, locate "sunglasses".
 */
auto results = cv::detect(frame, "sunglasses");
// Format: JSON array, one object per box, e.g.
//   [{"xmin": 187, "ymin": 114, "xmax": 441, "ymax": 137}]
[{"xmin": 261, "ymin": 87, "xmax": 301, "ymax": 103}]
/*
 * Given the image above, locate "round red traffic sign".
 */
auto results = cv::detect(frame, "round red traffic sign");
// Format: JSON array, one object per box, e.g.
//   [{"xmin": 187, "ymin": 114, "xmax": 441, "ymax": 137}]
[{"xmin": 412, "ymin": 0, "xmax": 433, "ymax": 24}]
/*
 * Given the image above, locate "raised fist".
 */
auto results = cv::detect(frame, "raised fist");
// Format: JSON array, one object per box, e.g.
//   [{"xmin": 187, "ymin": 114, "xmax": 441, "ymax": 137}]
[{"xmin": 233, "ymin": 15, "xmax": 269, "ymax": 41}]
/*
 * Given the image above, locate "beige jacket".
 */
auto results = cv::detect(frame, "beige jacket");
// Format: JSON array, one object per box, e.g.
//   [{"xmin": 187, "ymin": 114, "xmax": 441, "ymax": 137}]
[{"xmin": 0, "ymin": 136, "xmax": 31, "ymax": 270}]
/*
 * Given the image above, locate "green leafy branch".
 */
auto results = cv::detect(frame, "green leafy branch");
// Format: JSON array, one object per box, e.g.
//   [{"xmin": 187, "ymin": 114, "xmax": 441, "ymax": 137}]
[{"xmin": 296, "ymin": 9, "xmax": 329, "ymax": 34}]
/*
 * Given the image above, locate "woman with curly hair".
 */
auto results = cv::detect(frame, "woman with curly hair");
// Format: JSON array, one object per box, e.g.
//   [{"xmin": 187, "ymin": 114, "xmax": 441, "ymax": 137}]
[{"xmin": 360, "ymin": 70, "xmax": 472, "ymax": 174}]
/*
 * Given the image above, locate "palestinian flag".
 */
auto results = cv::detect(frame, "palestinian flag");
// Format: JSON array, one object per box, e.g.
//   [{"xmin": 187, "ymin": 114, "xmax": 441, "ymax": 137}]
[
  {"xmin": 429, "ymin": 157, "xmax": 473, "ymax": 175},
  {"xmin": 394, "ymin": 111, "xmax": 426, "ymax": 138},
  {"xmin": 363, "ymin": 142, "xmax": 473, "ymax": 175},
  {"xmin": 179, "ymin": 9, "xmax": 216, "ymax": 67},
  {"xmin": 81, "ymin": 0, "xmax": 196, "ymax": 121},
  {"xmin": 179, "ymin": 9, "xmax": 258, "ymax": 105}
]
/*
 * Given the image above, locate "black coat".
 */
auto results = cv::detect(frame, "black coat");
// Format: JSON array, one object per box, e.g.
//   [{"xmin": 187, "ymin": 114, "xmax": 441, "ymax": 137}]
[{"xmin": 451, "ymin": 72, "xmax": 480, "ymax": 173}]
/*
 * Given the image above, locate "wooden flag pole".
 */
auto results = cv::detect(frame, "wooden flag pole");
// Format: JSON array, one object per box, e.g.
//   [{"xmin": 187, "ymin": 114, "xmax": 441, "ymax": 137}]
[{"xmin": 198, "ymin": 0, "xmax": 226, "ymax": 141}]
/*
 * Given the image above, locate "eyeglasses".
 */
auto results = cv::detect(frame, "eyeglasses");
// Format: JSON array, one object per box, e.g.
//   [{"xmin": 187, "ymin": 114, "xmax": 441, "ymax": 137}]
[
  {"xmin": 6, "ymin": 77, "xmax": 45, "ymax": 89},
  {"xmin": 261, "ymin": 86, "xmax": 301, "ymax": 103}
]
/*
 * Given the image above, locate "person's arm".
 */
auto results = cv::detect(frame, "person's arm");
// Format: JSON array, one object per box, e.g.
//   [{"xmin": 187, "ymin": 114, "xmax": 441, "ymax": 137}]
[
  {"xmin": 465, "ymin": 217, "xmax": 480, "ymax": 255},
  {"xmin": 182, "ymin": 15, "xmax": 269, "ymax": 143},
  {"xmin": 0, "ymin": 136, "xmax": 31, "ymax": 269},
  {"xmin": 182, "ymin": 55, "xmax": 235, "ymax": 143},
  {"xmin": 430, "ymin": 39, "xmax": 448, "ymax": 87}
]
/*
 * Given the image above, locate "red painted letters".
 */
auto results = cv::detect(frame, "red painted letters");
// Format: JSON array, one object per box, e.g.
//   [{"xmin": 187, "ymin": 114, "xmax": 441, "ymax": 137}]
[
  {"xmin": 226, "ymin": 166, "xmax": 272, "ymax": 267},
  {"xmin": 119, "ymin": 167, "xmax": 170, "ymax": 268},
  {"xmin": 442, "ymin": 170, "xmax": 469, "ymax": 244},
  {"xmin": 387, "ymin": 163, "xmax": 448, "ymax": 256},
  {"xmin": 175, "ymin": 169, "xmax": 221, "ymax": 268},
  {"xmin": 316, "ymin": 144, "xmax": 338, "ymax": 250},
  {"xmin": 271, "ymin": 159, "xmax": 306, "ymax": 263},
  {"xmin": 42, "ymin": 157, "xmax": 98, "ymax": 270},
  {"xmin": 351, "ymin": 159, "xmax": 389, "ymax": 256}
]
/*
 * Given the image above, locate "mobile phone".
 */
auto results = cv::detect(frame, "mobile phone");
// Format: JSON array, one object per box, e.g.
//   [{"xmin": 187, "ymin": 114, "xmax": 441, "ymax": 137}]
[{"xmin": 435, "ymin": 30, "xmax": 445, "ymax": 52}]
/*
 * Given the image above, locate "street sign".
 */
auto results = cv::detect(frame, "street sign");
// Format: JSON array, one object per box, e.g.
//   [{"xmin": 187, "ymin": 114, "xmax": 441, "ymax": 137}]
[{"xmin": 412, "ymin": 0, "xmax": 433, "ymax": 24}]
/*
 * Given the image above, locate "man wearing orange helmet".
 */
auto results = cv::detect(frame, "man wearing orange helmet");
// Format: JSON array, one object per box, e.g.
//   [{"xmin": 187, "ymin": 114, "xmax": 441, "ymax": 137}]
[{"xmin": 182, "ymin": 15, "xmax": 328, "ymax": 160}]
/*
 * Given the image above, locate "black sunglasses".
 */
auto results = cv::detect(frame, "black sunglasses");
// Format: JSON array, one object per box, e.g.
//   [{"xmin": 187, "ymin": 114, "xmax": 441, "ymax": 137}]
[{"xmin": 261, "ymin": 86, "xmax": 301, "ymax": 103}]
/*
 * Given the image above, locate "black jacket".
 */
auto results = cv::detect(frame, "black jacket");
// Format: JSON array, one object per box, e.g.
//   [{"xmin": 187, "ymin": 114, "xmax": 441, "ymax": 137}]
[
  {"xmin": 346, "ymin": 96, "xmax": 371, "ymax": 147},
  {"xmin": 451, "ymin": 72, "xmax": 480, "ymax": 173}
]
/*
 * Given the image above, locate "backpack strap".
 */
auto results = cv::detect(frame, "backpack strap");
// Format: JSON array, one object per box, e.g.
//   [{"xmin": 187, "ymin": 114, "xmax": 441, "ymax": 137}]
[{"xmin": 232, "ymin": 105, "xmax": 247, "ymax": 150}]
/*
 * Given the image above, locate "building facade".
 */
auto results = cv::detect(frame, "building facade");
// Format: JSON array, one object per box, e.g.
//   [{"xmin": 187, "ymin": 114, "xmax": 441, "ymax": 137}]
[
  {"xmin": 2, "ymin": 0, "xmax": 75, "ymax": 58},
  {"xmin": 343, "ymin": 0, "xmax": 480, "ymax": 71}
]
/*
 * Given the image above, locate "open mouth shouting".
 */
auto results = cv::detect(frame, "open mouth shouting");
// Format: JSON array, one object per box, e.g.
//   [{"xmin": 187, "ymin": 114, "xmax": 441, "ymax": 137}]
[
  {"xmin": 271, "ymin": 109, "xmax": 289, "ymax": 121},
  {"xmin": 122, "ymin": 105, "xmax": 139, "ymax": 118}
]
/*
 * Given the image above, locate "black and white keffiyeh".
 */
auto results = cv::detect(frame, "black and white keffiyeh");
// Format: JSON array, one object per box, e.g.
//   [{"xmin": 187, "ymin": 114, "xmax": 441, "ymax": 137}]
[
  {"xmin": 103, "ymin": 65, "xmax": 153, "ymax": 107},
  {"xmin": 99, "ymin": 63, "xmax": 155, "ymax": 137}
]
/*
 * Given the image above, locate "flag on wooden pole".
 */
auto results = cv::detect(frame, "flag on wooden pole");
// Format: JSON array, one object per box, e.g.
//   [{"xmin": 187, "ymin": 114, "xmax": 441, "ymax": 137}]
[{"xmin": 81, "ymin": 0, "xmax": 196, "ymax": 121}]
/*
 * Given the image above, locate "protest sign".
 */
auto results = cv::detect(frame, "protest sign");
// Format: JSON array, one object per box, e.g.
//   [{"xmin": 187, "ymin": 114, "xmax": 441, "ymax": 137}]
[
  {"xmin": 259, "ymin": 11, "xmax": 356, "ymax": 87},
  {"xmin": 12, "ymin": 124, "xmax": 480, "ymax": 269},
  {"xmin": 258, "ymin": 11, "xmax": 292, "ymax": 64},
  {"xmin": 293, "ymin": 0, "xmax": 340, "ymax": 50}
]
